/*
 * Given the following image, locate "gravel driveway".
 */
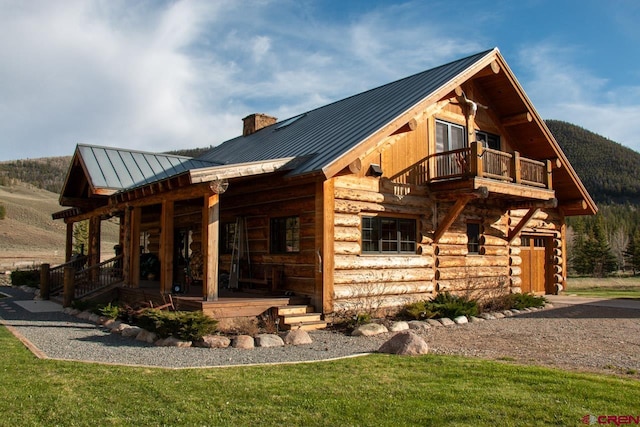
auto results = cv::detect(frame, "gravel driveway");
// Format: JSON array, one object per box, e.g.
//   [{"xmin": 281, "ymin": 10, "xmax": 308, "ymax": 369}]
[{"xmin": 1, "ymin": 284, "xmax": 639, "ymax": 376}]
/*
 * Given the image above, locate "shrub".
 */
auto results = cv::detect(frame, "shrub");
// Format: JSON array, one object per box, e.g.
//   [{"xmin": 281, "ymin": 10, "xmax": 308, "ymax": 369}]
[
  {"xmin": 398, "ymin": 301, "xmax": 439, "ymax": 320},
  {"xmin": 430, "ymin": 292, "xmax": 479, "ymax": 319},
  {"xmin": 480, "ymin": 293, "xmax": 546, "ymax": 312},
  {"xmin": 10, "ymin": 270, "xmax": 39, "ymax": 287},
  {"xmin": 96, "ymin": 303, "xmax": 121, "ymax": 320},
  {"xmin": 0, "ymin": 204, "xmax": 6, "ymax": 220},
  {"xmin": 136, "ymin": 309, "xmax": 218, "ymax": 341}
]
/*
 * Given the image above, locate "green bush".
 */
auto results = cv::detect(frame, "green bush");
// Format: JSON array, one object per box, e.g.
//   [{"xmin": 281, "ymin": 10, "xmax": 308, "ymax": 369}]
[
  {"xmin": 399, "ymin": 292, "xmax": 478, "ymax": 320},
  {"xmin": 430, "ymin": 292, "xmax": 479, "ymax": 319},
  {"xmin": 96, "ymin": 303, "xmax": 121, "ymax": 320},
  {"xmin": 398, "ymin": 301, "xmax": 439, "ymax": 320},
  {"xmin": 136, "ymin": 309, "xmax": 218, "ymax": 341},
  {"xmin": 0, "ymin": 204, "xmax": 6, "ymax": 220},
  {"xmin": 480, "ymin": 293, "xmax": 546, "ymax": 312},
  {"xmin": 10, "ymin": 270, "xmax": 39, "ymax": 287}
]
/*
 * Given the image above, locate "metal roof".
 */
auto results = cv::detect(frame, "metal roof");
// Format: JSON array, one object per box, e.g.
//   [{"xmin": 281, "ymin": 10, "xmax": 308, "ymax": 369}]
[
  {"xmin": 197, "ymin": 49, "xmax": 495, "ymax": 176},
  {"xmin": 77, "ymin": 144, "xmax": 219, "ymax": 192}
]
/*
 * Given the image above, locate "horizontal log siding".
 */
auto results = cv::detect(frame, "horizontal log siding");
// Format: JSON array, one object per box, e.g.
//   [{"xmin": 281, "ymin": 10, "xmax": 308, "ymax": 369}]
[
  {"xmin": 331, "ymin": 176, "xmax": 434, "ymax": 313},
  {"xmin": 218, "ymin": 178, "xmax": 319, "ymax": 299},
  {"xmin": 434, "ymin": 203, "xmax": 512, "ymax": 298}
]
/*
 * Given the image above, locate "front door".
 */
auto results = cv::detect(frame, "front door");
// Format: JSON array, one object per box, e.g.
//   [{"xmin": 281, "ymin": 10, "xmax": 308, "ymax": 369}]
[{"xmin": 520, "ymin": 235, "xmax": 550, "ymax": 294}]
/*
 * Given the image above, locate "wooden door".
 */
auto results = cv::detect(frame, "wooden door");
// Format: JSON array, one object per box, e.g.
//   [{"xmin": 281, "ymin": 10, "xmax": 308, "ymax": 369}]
[{"xmin": 520, "ymin": 236, "xmax": 550, "ymax": 294}]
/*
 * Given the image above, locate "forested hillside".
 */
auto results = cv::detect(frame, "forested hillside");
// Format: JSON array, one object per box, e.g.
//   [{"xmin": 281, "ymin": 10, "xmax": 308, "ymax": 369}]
[{"xmin": 547, "ymin": 120, "xmax": 640, "ymax": 204}]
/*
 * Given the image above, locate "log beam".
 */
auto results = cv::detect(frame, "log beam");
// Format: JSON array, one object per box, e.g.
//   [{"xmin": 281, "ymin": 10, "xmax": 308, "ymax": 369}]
[
  {"xmin": 502, "ymin": 112, "xmax": 532, "ymax": 127},
  {"xmin": 508, "ymin": 208, "xmax": 539, "ymax": 243},
  {"xmin": 434, "ymin": 195, "xmax": 474, "ymax": 243}
]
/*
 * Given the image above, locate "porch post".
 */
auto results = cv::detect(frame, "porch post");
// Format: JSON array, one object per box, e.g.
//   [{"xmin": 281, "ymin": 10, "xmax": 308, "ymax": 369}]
[
  {"xmin": 88, "ymin": 216, "xmax": 101, "ymax": 282},
  {"xmin": 65, "ymin": 222, "xmax": 73, "ymax": 262},
  {"xmin": 129, "ymin": 206, "xmax": 141, "ymax": 288},
  {"xmin": 122, "ymin": 208, "xmax": 131, "ymax": 285},
  {"xmin": 160, "ymin": 199, "xmax": 174, "ymax": 294},
  {"xmin": 202, "ymin": 192, "xmax": 219, "ymax": 301}
]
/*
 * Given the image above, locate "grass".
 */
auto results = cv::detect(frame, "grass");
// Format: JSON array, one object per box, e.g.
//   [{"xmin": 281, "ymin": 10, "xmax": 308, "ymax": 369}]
[
  {"xmin": 566, "ymin": 276, "xmax": 640, "ymax": 299},
  {"xmin": 1, "ymin": 326, "xmax": 639, "ymax": 426}
]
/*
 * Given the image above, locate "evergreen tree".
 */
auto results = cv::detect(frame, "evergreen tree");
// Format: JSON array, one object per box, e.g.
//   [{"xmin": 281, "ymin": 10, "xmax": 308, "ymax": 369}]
[
  {"xmin": 72, "ymin": 220, "xmax": 88, "ymax": 255},
  {"xmin": 570, "ymin": 217, "xmax": 592, "ymax": 275},
  {"xmin": 624, "ymin": 230, "xmax": 640, "ymax": 275},
  {"xmin": 586, "ymin": 215, "xmax": 618, "ymax": 277}
]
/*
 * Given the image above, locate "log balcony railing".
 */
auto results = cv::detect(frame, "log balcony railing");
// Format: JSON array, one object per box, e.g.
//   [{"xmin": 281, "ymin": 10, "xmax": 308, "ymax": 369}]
[
  {"xmin": 391, "ymin": 141, "xmax": 553, "ymax": 191},
  {"xmin": 41, "ymin": 255, "xmax": 124, "ymax": 304}
]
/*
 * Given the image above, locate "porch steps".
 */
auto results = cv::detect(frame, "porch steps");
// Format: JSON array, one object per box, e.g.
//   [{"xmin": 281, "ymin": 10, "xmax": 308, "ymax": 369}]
[{"xmin": 276, "ymin": 305, "xmax": 327, "ymax": 331}]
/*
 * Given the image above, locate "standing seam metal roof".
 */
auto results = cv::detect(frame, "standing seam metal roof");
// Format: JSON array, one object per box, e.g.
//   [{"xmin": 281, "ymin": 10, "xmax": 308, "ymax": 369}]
[
  {"xmin": 197, "ymin": 49, "xmax": 495, "ymax": 176},
  {"xmin": 77, "ymin": 144, "xmax": 219, "ymax": 191}
]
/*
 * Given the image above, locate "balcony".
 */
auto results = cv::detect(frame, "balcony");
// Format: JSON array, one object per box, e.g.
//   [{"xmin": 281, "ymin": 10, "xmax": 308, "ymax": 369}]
[{"xmin": 392, "ymin": 142, "xmax": 555, "ymax": 201}]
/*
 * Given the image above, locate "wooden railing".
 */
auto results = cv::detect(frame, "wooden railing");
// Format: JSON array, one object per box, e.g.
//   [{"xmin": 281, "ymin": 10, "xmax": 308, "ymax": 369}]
[
  {"xmin": 391, "ymin": 142, "xmax": 552, "ymax": 190},
  {"xmin": 42, "ymin": 254, "xmax": 123, "ymax": 303}
]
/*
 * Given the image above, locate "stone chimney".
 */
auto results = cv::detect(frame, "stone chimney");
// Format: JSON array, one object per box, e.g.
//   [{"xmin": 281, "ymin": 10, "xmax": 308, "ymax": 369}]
[{"xmin": 242, "ymin": 113, "xmax": 277, "ymax": 136}]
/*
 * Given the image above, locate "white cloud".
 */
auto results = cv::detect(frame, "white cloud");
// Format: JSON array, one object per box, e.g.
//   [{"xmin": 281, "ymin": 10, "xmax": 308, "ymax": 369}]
[{"xmin": 517, "ymin": 43, "xmax": 640, "ymax": 152}]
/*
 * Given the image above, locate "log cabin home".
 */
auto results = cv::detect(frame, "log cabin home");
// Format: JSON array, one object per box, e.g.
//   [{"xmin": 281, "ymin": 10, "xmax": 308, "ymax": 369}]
[{"xmin": 50, "ymin": 48, "xmax": 596, "ymax": 328}]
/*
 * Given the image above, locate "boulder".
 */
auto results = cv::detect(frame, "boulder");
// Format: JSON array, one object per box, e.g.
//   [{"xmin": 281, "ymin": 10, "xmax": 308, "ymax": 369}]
[
  {"xmin": 493, "ymin": 312, "xmax": 506, "ymax": 319},
  {"xmin": 232, "ymin": 335, "xmax": 255, "ymax": 349},
  {"xmin": 281, "ymin": 329, "xmax": 313, "ymax": 345},
  {"xmin": 111, "ymin": 322, "xmax": 130, "ymax": 334},
  {"xmin": 88, "ymin": 313, "xmax": 101, "ymax": 323},
  {"xmin": 468, "ymin": 316, "xmax": 484, "ymax": 323},
  {"xmin": 255, "ymin": 334, "xmax": 284, "ymax": 348},
  {"xmin": 438, "ymin": 317, "xmax": 455, "ymax": 326},
  {"xmin": 77, "ymin": 311, "xmax": 92, "ymax": 320},
  {"xmin": 351, "ymin": 323, "xmax": 388, "ymax": 336},
  {"xmin": 453, "ymin": 315, "xmax": 468, "ymax": 325},
  {"xmin": 388, "ymin": 321, "xmax": 409, "ymax": 332},
  {"xmin": 136, "ymin": 330, "xmax": 157, "ymax": 344},
  {"xmin": 195, "ymin": 335, "xmax": 231, "ymax": 349},
  {"xmin": 121, "ymin": 326, "xmax": 144, "ymax": 338},
  {"xmin": 426, "ymin": 319, "xmax": 442, "ymax": 327},
  {"xmin": 157, "ymin": 336, "xmax": 192, "ymax": 347},
  {"xmin": 407, "ymin": 320, "xmax": 431, "ymax": 331},
  {"xmin": 378, "ymin": 331, "xmax": 429, "ymax": 356},
  {"xmin": 479, "ymin": 313, "xmax": 496, "ymax": 320}
]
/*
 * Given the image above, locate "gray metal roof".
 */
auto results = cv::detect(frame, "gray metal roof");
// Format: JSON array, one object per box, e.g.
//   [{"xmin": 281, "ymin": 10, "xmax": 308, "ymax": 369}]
[
  {"xmin": 197, "ymin": 49, "xmax": 495, "ymax": 176},
  {"xmin": 77, "ymin": 144, "xmax": 219, "ymax": 191}
]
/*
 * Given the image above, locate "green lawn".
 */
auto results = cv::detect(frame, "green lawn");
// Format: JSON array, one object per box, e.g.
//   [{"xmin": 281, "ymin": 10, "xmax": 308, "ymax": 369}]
[
  {"xmin": 1, "ymin": 326, "xmax": 639, "ymax": 426},
  {"xmin": 566, "ymin": 276, "xmax": 640, "ymax": 299}
]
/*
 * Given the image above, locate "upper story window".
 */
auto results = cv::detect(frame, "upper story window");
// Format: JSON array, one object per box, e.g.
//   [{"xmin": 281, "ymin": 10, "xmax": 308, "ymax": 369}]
[
  {"xmin": 362, "ymin": 216, "xmax": 416, "ymax": 254},
  {"xmin": 270, "ymin": 216, "xmax": 300, "ymax": 253},
  {"xmin": 476, "ymin": 131, "xmax": 500, "ymax": 150},
  {"xmin": 436, "ymin": 120, "xmax": 466, "ymax": 153}
]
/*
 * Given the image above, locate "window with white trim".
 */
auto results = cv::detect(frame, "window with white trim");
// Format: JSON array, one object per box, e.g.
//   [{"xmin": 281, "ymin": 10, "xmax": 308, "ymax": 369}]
[{"xmin": 436, "ymin": 120, "xmax": 466, "ymax": 153}]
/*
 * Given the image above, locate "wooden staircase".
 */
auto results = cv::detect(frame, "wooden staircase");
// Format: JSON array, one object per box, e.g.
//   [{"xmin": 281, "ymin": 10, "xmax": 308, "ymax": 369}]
[{"xmin": 276, "ymin": 305, "xmax": 327, "ymax": 331}]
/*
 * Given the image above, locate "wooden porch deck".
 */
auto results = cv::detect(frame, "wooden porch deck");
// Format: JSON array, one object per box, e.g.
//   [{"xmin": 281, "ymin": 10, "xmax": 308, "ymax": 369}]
[{"xmin": 117, "ymin": 286, "xmax": 311, "ymax": 319}]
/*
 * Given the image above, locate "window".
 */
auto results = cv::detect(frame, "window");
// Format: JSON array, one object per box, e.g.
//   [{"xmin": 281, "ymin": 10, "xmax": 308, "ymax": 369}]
[
  {"xmin": 362, "ymin": 216, "xmax": 416, "ymax": 254},
  {"xmin": 221, "ymin": 222, "xmax": 237, "ymax": 254},
  {"xmin": 467, "ymin": 222, "xmax": 481, "ymax": 254},
  {"xmin": 476, "ymin": 130, "xmax": 500, "ymax": 150},
  {"xmin": 436, "ymin": 120, "xmax": 466, "ymax": 153},
  {"xmin": 270, "ymin": 216, "xmax": 300, "ymax": 253}
]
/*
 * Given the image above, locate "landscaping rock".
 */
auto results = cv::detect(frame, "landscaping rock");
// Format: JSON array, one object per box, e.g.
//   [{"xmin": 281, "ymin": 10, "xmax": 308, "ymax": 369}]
[
  {"xmin": 281, "ymin": 329, "xmax": 313, "ymax": 345},
  {"xmin": 157, "ymin": 336, "xmax": 192, "ymax": 347},
  {"xmin": 468, "ymin": 316, "xmax": 484, "ymax": 323},
  {"xmin": 111, "ymin": 322, "xmax": 131, "ymax": 334},
  {"xmin": 136, "ymin": 330, "xmax": 157, "ymax": 344},
  {"xmin": 351, "ymin": 323, "xmax": 388, "ymax": 336},
  {"xmin": 196, "ymin": 335, "xmax": 231, "ymax": 349},
  {"xmin": 77, "ymin": 311, "xmax": 92, "ymax": 320},
  {"xmin": 453, "ymin": 316, "xmax": 468, "ymax": 325},
  {"xmin": 480, "ymin": 313, "xmax": 496, "ymax": 320},
  {"xmin": 545, "ymin": 303, "xmax": 553, "ymax": 309},
  {"xmin": 426, "ymin": 319, "xmax": 442, "ymax": 327},
  {"xmin": 255, "ymin": 334, "xmax": 285, "ymax": 348},
  {"xmin": 493, "ymin": 312, "xmax": 506, "ymax": 319},
  {"xmin": 378, "ymin": 331, "xmax": 429, "ymax": 356},
  {"xmin": 510, "ymin": 309, "xmax": 521, "ymax": 315},
  {"xmin": 88, "ymin": 313, "xmax": 101, "ymax": 323},
  {"xmin": 388, "ymin": 321, "xmax": 409, "ymax": 332},
  {"xmin": 121, "ymin": 326, "xmax": 143, "ymax": 338},
  {"xmin": 407, "ymin": 320, "xmax": 431, "ymax": 331},
  {"xmin": 438, "ymin": 317, "xmax": 455, "ymax": 326},
  {"xmin": 232, "ymin": 335, "xmax": 255, "ymax": 349}
]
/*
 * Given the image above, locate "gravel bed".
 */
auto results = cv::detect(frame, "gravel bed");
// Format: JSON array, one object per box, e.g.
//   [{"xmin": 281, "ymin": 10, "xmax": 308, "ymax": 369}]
[{"xmin": 1, "ymin": 284, "xmax": 639, "ymax": 376}]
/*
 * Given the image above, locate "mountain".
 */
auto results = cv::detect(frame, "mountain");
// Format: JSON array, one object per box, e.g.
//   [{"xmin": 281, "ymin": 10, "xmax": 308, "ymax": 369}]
[
  {"xmin": 1, "ymin": 123, "xmax": 639, "ymax": 204},
  {"xmin": 547, "ymin": 120, "xmax": 640, "ymax": 204}
]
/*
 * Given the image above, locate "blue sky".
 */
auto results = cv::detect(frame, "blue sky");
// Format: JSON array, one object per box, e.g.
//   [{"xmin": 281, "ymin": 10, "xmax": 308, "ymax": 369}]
[{"xmin": 1, "ymin": 0, "xmax": 639, "ymax": 161}]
